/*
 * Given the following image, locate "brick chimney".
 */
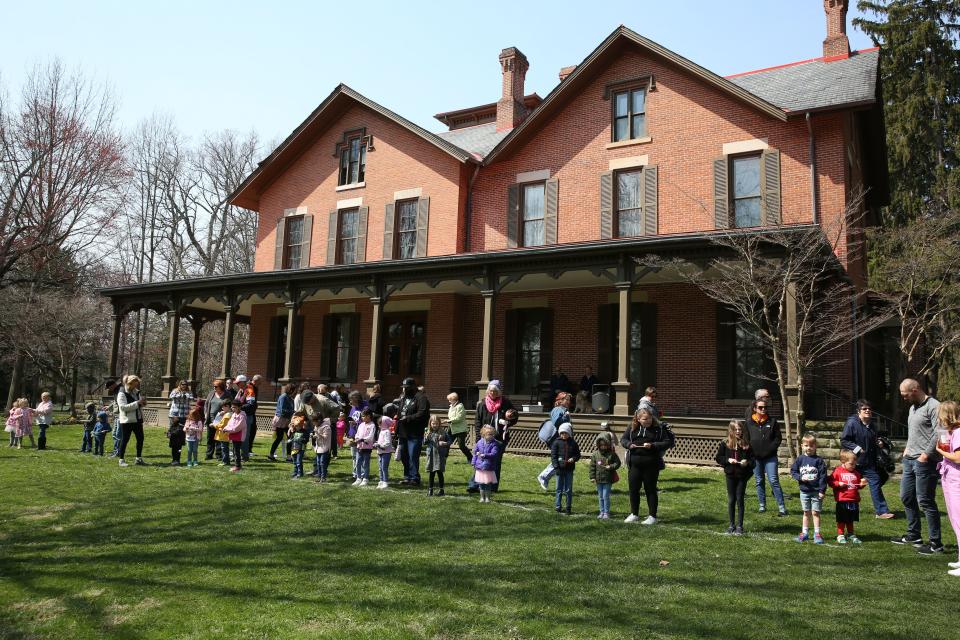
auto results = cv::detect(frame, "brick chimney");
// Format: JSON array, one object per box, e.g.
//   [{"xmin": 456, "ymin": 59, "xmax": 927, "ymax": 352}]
[
  {"xmin": 558, "ymin": 65, "xmax": 577, "ymax": 82},
  {"xmin": 497, "ymin": 47, "xmax": 529, "ymax": 131},
  {"xmin": 822, "ymin": 0, "xmax": 850, "ymax": 59}
]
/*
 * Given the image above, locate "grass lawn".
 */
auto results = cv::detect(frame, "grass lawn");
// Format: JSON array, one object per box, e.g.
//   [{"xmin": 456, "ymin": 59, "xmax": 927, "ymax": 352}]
[{"xmin": 0, "ymin": 424, "xmax": 956, "ymax": 640}]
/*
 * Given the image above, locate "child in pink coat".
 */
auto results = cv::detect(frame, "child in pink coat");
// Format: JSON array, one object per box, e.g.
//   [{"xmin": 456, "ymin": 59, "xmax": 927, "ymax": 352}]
[{"xmin": 937, "ymin": 401, "xmax": 960, "ymax": 577}]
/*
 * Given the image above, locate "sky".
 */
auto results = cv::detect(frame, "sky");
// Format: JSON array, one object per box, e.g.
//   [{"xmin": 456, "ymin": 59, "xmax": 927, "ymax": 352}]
[{"xmin": 0, "ymin": 0, "xmax": 877, "ymax": 149}]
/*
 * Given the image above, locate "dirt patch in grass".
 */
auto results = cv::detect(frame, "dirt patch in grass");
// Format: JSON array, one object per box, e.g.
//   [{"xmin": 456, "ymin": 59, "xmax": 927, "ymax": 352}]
[
  {"xmin": 11, "ymin": 598, "xmax": 66, "ymax": 624},
  {"xmin": 105, "ymin": 596, "xmax": 161, "ymax": 626}
]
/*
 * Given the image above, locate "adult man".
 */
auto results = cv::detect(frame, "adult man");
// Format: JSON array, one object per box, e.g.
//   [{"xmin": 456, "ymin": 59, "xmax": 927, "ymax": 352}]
[
  {"xmin": 840, "ymin": 399, "xmax": 894, "ymax": 519},
  {"xmin": 579, "ymin": 367, "xmax": 598, "ymax": 397},
  {"xmin": 395, "ymin": 377, "xmax": 430, "ymax": 485},
  {"xmin": 892, "ymin": 378, "xmax": 942, "ymax": 554},
  {"xmin": 233, "ymin": 375, "xmax": 256, "ymax": 461}
]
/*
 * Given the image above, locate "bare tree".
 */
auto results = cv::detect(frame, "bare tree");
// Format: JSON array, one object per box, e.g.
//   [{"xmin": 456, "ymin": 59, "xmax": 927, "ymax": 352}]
[{"xmin": 639, "ymin": 194, "xmax": 890, "ymax": 459}]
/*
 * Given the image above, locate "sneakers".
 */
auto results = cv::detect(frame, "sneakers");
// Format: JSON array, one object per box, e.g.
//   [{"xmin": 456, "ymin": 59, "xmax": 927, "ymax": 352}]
[
  {"xmin": 848, "ymin": 535, "xmax": 862, "ymax": 545},
  {"xmin": 170, "ymin": 461, "xmax": 180, "ymax": 467},
  {"xmin": 758, "ymin": 505, "xmax": 766, "ymax": 513},
  {"xmin": 352, "ymin": 478, "xmax": 362, "ymax": 486},
  {"xmin": 948, "ymin": 561, "xmax": 960, "ymax": 569},
  {"xmin": 777, "ymin": 510, "xmax": 788, "ymax": 518},
  {"xmin": 814, "ymin": 534, "xmax": 825, "ymax": 544},
  {"xmin": 837, "ymin": 534, "xmax": 847, "ymax": 544},
  {"xmin": 135, "ymin": 458, "xmax": 146, "ymax": 466},
  {"xmin": 917, "ymin": 543, "xmax": 945, "ymax": 555},
  {"xmin": 436, "ymin": 489, "xmax": 444, "ymax": 496},
  {"xmin": 875, "ymin": 512, "xmax": 895, "ymax": 519},
  {"xmin": 538, "ymin": 477, "xmax": 549, "ymax": 491},
  {"xmin": 797, "ymin": 532, "xmax": 810, "ymax": 543},
  {"xmin": 891, "ymin": 535, "xmax": 923, "ymax": 546},
  {"xmin": 118, "ymin": 459, "xmax": 129, "ymax": 467},
  {"xmin": 733, "ymin": 526, "xmax": 744, "ymax": 536},
  {"xmin": 624, "ymin": 514, "xmax": 639, "ymax": 523},
  {"xmin": 230, "ymin": 466, "xmax": 240, "ymax": 472},
  {"xmin": 266, "ymin": 455, "xmax": 277, "ymax": 462},
  {"xmin": 727, "ymin": 526, "xmax": 736, "ymax": 535},
  {"xmin": 358, "ymin": 479, "xmax": 368, "ymax": 487},
  {"xmin": 600, "ymin": 513, "xmax": 609, "ymax": 520},
  {"xmin": 948, "ymin": 568, "xmax": 960, "ymax": 577},
  {"xmin": 641, "ymin": 516, "xmax": 657, "ymax": 526},
  {"xmin": 376, "ymin": 481, "xmax": 387, "ymax": 489}
]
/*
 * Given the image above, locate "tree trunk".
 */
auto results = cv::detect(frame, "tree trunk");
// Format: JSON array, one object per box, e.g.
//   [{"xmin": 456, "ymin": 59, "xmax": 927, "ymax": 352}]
[
  {"xmin": 772, "ymin": 356, "xmax": 797, "ymax": 461},
  {"xmin": 69, "ymin": 366, "xmax": 79, "ymax": 419},
  {"xmin": 5, "ymin": 351, "xmax": 24, "ymax": 411}
]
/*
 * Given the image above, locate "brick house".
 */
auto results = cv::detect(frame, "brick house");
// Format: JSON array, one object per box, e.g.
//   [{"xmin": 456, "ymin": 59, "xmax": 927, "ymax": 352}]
[{"xmin": 101, "ymin": 1, "xmax": 887, "ymax": 430}]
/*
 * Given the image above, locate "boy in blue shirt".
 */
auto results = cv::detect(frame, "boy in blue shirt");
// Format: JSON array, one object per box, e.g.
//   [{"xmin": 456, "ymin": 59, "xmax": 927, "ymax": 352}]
[
  {"xmin": 791, "ymin": 433, "xmax": 828, "ymax": 544},
  {"xmin": 93, "ymin": 410, "xmax": 111, "ymax": 456}
]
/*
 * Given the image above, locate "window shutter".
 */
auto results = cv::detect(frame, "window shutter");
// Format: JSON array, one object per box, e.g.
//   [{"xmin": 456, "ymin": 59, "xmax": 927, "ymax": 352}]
[
  {"xmin": 544, "ymin": 178, "xmax": 559, "ymax": 245},
  {"xmin": 596, "ymin": 304, "xmax": 616, "ymax": 384},
  {"xmin": 538, "ymin": 308, "xmax": 555, "ymax": 392},
  {"xmin": 347, "ymin": 313, "xmax": 361, "ymax": 382},
  {"xmin": 715, "ymin": 304, "xmax": 734, "ymax": 399},
  {"xmin": 326, "ymin": 210, "xmax": 338, "ymax": 265},
  {"xmin": 506, "ymin": 185, "xmax": 519, "ymax": 248},
  {"xmin": 639, "ymin": 303, "xmax": 658, "ymax": 388},
  {"xmin": 274, "ymin": 218, "xmax": 286, "ymax": 270},
  {"xmin": 503, "ymin": 309, "xmax": 518, "ymax": 393},
  {"xmin": 599, "ymin": 171, "xmax": 613, "ymax": 239},
  {"xmin": 354, "ymin": 206, "xmax": 369, "ymax": 263},
  {"xmin": 415, "ymin": 196, "xmax": 430, "ymax": 257},
  {"xmin": 713, "ymin": 157, "xmax": 729, "ymax": 229},
  {"xmin": 266, "ymin": 316, "xmax": 280, "ymax": 380},
  {"xmin": 299, "ymin": 214, "xmax": 313, "ymax": 268},
  {"xmin": 319, "ymin": 315, "xmax": 334, "ymax": 381},
  {"xmin": 290, "ymin": 314, "xmax": 304, "ymax": 378},
  {"xmin": 642, "ymin": 166, "xmax": 658, "ymax": 236},
  {"xmin": 382, "ymin": 202, "xmax": 395, "ymax": 260},
  {"xmin": 761, "ymin": 149, "xmax": 781, "ymax": 225}
]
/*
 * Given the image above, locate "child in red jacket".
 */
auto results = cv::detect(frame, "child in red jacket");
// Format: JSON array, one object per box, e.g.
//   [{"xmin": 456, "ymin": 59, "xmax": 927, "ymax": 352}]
[{"xmin": 829, "ymin": 450, "xmax": 868, "ymax": 544}]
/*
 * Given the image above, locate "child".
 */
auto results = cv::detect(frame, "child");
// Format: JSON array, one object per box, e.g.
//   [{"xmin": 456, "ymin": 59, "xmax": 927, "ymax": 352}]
[
  {"xmin": 338, "ymin": 410, "xmax": 358, "ymax": 480},
  {"xmin": 34, "ymin": 392, "xmax": 52, "ymax": 449},
  {"xmin": 444, "ymin": 392, "xmax": 471, "ymax": 462},
  {"xmin": 375, "ymin": 414, "xmax": 394, "ymax": 489},
  {"xmin": 589, "ymin": 432, "xmax": 621, "ymax": 519},
  {"xmin": 829, "ymin": 449, "xmax": 867, "ymax": 544},
  {"xmin": 93, "ymin": 410, "xmax": 111, "ymax": 456},
  {"xmin": 222, "ymin": 398, "xmax": 247, "ymax": 472},
  {"xmin": 424, "ymin": 414, "xmax": 450, "ymax": 496},
  {"xmin": 715, "ymin": 420, "xmax": 755, "ymax": 535},
  {"xmin": 551, "ymin": 423, "xmax": 581, "ymax": 514},
  {"xmin": 212, "ymin": 405, "xmax": 233, "ymax": 466},
  {"xmin": 6, "ymin": 401, "xmax": 24, "ymax": 449},
  {"xmin": 936, "ymin": 401, "xmax": 960, "ymax": 576},
  {"xmin": 287, "ymin": 411, "xmax": 308, "ymax": 478},
  {"xmin": 790, "ymin": 433, "xmax": 828, "ymax": 544},
  {"xmin": 183, "ymin": 405, "xmax": 205, "ymax": 468},
  {"xmin": 353, "ymin": 409, "xmax": 376, "ymax": 486},
  {"xmin": 81, "ymin": 402, "xmax": 96, "ymax": 453},
  {"xmin": 312, "ymin": 417, "xmax": 332, "ymax": 482},
  {"xmin": 472, "ymin": 425, "xmax": 500, "ymax": 503}
]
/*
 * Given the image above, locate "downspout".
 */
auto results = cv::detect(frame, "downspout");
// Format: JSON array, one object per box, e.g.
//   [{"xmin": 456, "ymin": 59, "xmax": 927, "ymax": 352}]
[
  {"xmin": 463, "ymin": 162, "xmax": 481, "ymax": 252},
  {"xmin": 806, "ymin": 112, "xmax": 819, "ymax": 224}
]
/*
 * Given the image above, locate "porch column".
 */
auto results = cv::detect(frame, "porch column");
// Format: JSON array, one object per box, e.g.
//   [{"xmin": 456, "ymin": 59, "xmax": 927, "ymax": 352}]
[
  {"xmin": 784, "ymin": 281, "xmax": 801, "ymax": 425},
  {"xmin": 186, "ymin": 316, "xmax": 204, "ymax": 392},
  {"xmin": 611, "ymin": 280, "xmax": 633, "ymax": 416},
  {"xmin": 161, "ymin": 309, "xmax": 181, "ymax": 397},
  {"xmin": 365, "ymin": 294, "xmax": 384, "ymax": 394},
  {"xmin": 279, "ymin": 300, "xmax": 299, "ymax": 385},
  {"xmin": 106, "ymin": 308, "xmax": 124, "ymax": 382},
  {"xmin": 220, "ymin": 302, "xmax": 237, "ymax": 379},
  {"xmin": 475, "ymin": 287, "xmax": 496, "ymax": 397}
]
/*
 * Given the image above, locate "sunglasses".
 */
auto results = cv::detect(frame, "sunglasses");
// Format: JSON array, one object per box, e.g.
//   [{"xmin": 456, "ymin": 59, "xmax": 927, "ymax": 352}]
[{"xmin": 756, "ymin": 405, "xmax": 767, "ymax": 411}]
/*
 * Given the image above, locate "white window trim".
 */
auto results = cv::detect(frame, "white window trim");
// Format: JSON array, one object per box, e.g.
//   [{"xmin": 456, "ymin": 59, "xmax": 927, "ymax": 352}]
[{"xmin": 722, "ymin": 138, "xmax": 769, "ymax": 156}]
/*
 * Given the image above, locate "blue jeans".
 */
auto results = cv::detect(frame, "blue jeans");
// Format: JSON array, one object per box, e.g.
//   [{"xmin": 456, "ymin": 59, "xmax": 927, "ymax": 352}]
[
  {"xmin": 900, "ymin": 457, "xmax": 941, "ymax": 544},
  {"xmin": 81, "ymin": 429, "xmax": 93, "ymax": 452},
  {"xmin": 555, "ymin": 468, "xmax": 574, "ymax": 510},
  {"xmin": 350, "ymin": 445, "xmax": 359, "ymax": 478},
  {"xmin": 186, "ymin": 440, "xmax": 199, "ymax": 464},
  {"xmin": 538, "ymin": 463, "xmax": 556, "ymax": 487},
  {"xmin": 404, "ymin": 436, "xmax": 423, "ymax": 482},
  {"xmin": 753, "ymin": 455, "xmax": 785, "ymax": 511},
  {"xmin": 379, "ymin": 453, "xmax": 391, "ymax": 483},
  {"xmin": 93, "ymin": 432, "xmax": 106, "ymax": 456},
  {"xmin": 358, "ymin": 450, "xmax": 372, "ymax": 479},
  {"xmin": 596, "ymin": 482, "xmax": 611, "ymax": 514},
  {"xmin": 112, "ymin": 420, "xmax": 122, "ymax": 455},
  {"xmin": 860, "ymin": 465, "xmax": 890, "ymax": 515},
  {"xmin": 292, "ymin": 450, "xmax": 304, "ymax": 476},
  {"xmin": 313, "ymin": 451, "xmax": 330, "ymax": 478}
]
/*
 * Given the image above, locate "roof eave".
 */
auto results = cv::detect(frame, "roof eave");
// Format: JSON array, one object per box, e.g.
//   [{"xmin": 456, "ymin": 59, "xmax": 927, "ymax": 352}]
[{"xmin": 784, "ymin": 98, "xmax": 877, "ymax": 117}]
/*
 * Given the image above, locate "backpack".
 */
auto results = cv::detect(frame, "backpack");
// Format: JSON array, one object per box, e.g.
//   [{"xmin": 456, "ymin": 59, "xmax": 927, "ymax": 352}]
[
  {"xmin": 876, "ymin": 434, "xmax": 895, "ymax": 485},
  {"xmin": 537, "ymin": 419, "xmax": 557, "ymax": 445}
]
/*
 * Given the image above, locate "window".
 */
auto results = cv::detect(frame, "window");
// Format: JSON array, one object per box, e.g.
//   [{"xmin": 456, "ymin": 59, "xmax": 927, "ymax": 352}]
[
  {"xmin": 338, "ymin": 136, "xmax": 366, "ymax": 186},
  {"xmin": 322, "ymin": 314, "xmax": 359, "ymax": 381},
  {"xmin": 283, "ymin": 216, "xmax": 303, "ymax": 269},
  {"xmin": 521, "ymin": 182, "xmax": 545, "ymax": 247},
  {"xmin": 266, "ymin": 314, "xmax": 303, "ymax": 381},
  {"xmin": 730, "ymin": 154, "xmax": 761, "ymax": 227},
  {"xmin": 716, "ymin": 304, "xmax": 772, "ymax": 399},
  {"xmin": 505, "ymin": 308, "xmax": 553, "ymax": 398},
  {"xmin": 338, "ymin": 208, "xmax": 360, "ymax": 264},
  {"xmin": 613, "ymin": 88, "xmax": 646, "ymax": 142},
  {"xmin": 516, "ymin": 316, "xmax": 542, "ymax": 396},
  {"xmin": 395, "ymin": 199, "xmax": 418, "ymax": 259},
  {"xmin": 733, "ymin": 322, "xmax": 766, "ymax": 400},
  {"xmin": 616, "ymin": 169, "xmax": 642, "ymax": 237}
]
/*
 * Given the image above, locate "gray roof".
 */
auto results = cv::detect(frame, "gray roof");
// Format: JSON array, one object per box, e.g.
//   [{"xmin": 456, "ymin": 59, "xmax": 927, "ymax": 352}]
[
  {"xmin": 436, "ymin": 123, "xmax": 510, "ymax": 159},
  {"xmin": 727, "ymin": 49, "xmax": 879, "ymax": 113}
]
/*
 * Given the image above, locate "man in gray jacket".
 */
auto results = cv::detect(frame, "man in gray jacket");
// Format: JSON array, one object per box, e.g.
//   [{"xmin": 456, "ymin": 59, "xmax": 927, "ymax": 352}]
[{"xmin": 891, "ymin": 378, "xmax": 942, "ymax": 554}]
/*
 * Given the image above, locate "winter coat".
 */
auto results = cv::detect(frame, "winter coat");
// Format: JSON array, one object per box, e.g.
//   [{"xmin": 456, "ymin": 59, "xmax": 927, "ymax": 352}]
[
  {"xmin": 116, "ymin": 387, "xmax": 143, "ymax": 424},
  {"xmin": 424, "ymin": 427, "xmax": 450, "ymax": 472},
  {"xmin": 790, "ymin": 453, "xmax": 828, "ymax": 494},
  {"xmin": 472, "ymin": 438, "xmax": 499, "ymax": 471},
  {"xmin": 840, "ymin": 415, "xmax": 880, "ymax": 470},
  {"xmin": 620, "ymin": 423, "xmax": 671, "ymax": 467},
  {"xmin": 589, "ymin": 449, "xmax": 621, "ymax": 484},
  {"xmin": 746, "ymin": 415, "xmax": 782, "ymax": 459},
  {"xmin": 447, "ymin": 403, "xmax": 467, "ymax": 435},
  {"xmin": 313, "ymin": 419, "xmax": 332, "ymax": 454},
  {"xmin": 715, "ymin": 441, "xmax": 755, "ymax": 479},
  {"xmin": 223, "ymin": 411, "xmax": 247, "ymax": 442},
  {"xmin": 355, "ymin": 421, "xmax": 376, "ymax": 451},
  {"xmin": 374, "ymin": 424, "xmax": 394, "ymax": 454},
  {"xmin": 551, "ymin": 436, "xmax": 582, "ymax": 471},
  {"xmin": 396, "ymin": 391, "xmax": 430, "ymax": 439},
  {"xmin": 475, "ymin": 396, "xmax": 515, "ymax": 442}
]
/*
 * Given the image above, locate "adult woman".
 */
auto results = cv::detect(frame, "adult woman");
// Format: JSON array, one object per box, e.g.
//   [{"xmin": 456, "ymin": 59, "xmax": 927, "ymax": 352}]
[
  {"xmin": 204, "ymin": 379, "xmax": 231, "ymax": 460},
  {"xmin": 469, "ymin": 381, "xmax": 515, "ymax": 492},
  {"xmin": 347, "ymin": 390, "xmax": 368, "ymax": 426},
  {"xmin": 746, "ymin": 397, "xmax": 787, "ymax": 516},
  {"xmin": 34, "ymin": 392, "xmax": 53, "ymax": 450},
  {"xmin": 367, "ymin": 383, "xmax": 385, "ymax": 420},
  {"xmin": 840, "ymin": 399, "xmax": 894, "ymax": 519},
  {"xmin": 117, "ymin": 374, "xmax": 148, "ymax": 467},
  {"xmin": 621, "ymin": 407, "xmax": 671, "ymax": 524},
  {"xmin": 537, "ymin": 392, "xmax": 574, "ymax": 491},
  {"xmin": 268, "ymin": 383, "xmax": 296, "ymax": 461},
  {"xmin": 167, "ymin": 380, "xmax": 193, "ymax": 466}
]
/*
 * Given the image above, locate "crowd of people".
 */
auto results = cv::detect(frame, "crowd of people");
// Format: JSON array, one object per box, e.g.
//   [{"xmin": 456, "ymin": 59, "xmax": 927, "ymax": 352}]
[{"xmin": 7, "ymin": 374, "xmax": 960, "ymax": 576}]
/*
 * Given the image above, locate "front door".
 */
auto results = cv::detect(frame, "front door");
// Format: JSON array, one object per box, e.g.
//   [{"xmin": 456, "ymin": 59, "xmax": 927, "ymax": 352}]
[{"xmin": 380, "ymin": 313, "xmax": 427, "ymax": 400}]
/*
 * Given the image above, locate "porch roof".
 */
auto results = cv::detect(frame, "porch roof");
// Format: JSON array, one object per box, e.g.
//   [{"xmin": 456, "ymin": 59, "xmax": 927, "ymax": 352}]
[{"xmin": 98, "ymin": 225, "xmax": 818, "ymax": 315}]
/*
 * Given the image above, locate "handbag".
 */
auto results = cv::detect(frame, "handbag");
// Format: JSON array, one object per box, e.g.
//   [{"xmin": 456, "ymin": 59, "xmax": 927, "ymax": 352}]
[
  {"xmin": 537, "ymin": 419, "xmax": 557, "ymax": 444},
  {"xmin": 611, "ymin": 470, "xmax": 620, "ymax": 484}
]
